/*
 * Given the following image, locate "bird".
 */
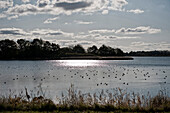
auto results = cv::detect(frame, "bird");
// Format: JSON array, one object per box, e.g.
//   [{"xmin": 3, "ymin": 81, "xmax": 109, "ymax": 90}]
[{"xmin": 25, "ymin": 87, "xmax": 30, "ymax": 101}]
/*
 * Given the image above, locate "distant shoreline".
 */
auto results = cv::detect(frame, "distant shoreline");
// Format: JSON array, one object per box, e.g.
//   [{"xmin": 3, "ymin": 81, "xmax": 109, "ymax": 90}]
[
  {"xmin": 60, "ymin": 56, "xmax": 133, "ymax": 60},
  {"xmin": 1, "ymin": 56, "xmax": 170, "ymax": 61},
  {"xmin": 0, "ymin": 56, "xmax": 134, "ymax": 60}
]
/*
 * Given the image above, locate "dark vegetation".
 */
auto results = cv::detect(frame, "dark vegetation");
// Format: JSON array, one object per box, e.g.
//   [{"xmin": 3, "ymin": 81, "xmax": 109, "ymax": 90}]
[
  {"xmin": 0, "ymin": 39, "xmax": 124, "ymax": 60},
  {"xmin": 0, "ymin": 38, "xmax": 169, "ymax": 60},
  {"xmin": 127, "ymin": 50, "xmax": 170, "ymax": 56},
  {"xmin": 0, "ymin": 85, "xmax": 169, "ymax": 112}
]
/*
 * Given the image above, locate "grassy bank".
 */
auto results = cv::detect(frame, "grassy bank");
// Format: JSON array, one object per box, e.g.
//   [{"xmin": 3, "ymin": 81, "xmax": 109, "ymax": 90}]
[{"xmin": 0, "ymin": 85, "xmax": 169, "ymax": 112}]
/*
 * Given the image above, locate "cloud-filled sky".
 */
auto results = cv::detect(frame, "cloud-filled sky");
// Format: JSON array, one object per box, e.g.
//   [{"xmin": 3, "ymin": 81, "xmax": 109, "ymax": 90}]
[{"xmin": 0, "ymin": 0, "xmax": 170, "ymax": 52}]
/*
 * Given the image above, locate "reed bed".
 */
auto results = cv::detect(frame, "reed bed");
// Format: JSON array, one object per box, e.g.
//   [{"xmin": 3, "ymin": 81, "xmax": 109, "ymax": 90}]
[{"xmin": 0, "ymin": 84, "xmax": 169, "ymax": 112}]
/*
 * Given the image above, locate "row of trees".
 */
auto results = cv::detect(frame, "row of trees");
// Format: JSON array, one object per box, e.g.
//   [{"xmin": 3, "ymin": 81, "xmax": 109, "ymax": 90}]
[
  {"xmin": 0, "ymin": 39, "xmax": 124, "ymax": 59},
  {"xmin": 127, "ymin": 51, "xmax": 170, "ymax": 56}
]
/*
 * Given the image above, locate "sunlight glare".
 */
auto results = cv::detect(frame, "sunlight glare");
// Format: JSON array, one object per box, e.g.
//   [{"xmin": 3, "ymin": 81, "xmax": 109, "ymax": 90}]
[{"xmin": 58, "ymin": 60, "xmax": 99, "ymax": 67}]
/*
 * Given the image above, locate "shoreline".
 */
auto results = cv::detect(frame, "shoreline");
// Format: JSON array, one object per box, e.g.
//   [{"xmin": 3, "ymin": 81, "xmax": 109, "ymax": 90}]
[
  {"xmin": 60, "ymin": 56, "xmax": 133, "ymax": 60},
  {"xmin": 0, "ymin": 56, "xmax": 134, "ymax": 60}
]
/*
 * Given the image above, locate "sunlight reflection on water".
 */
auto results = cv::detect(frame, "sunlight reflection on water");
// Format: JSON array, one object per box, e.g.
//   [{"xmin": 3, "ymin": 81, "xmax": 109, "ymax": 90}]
[{"xmin": 56, "ymin": 60, "xmax": 102, "ymax": 67}]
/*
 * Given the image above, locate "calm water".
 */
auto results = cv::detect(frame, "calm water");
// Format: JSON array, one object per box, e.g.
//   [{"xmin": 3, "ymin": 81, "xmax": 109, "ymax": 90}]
[{"xmin": 0, "ymin": 57, "xmax": 169, "ymax": 101}]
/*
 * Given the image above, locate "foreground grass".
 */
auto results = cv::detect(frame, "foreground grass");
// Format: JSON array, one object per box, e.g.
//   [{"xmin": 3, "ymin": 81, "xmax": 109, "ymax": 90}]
[{"xmin": 0, "ymin": 84, "xmax": 170, "ymax": 112}]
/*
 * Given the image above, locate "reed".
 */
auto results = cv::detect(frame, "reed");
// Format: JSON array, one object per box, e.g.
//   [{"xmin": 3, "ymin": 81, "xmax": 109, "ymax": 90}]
[{"xmin": 0, "ymin": 84, "xmax": 169, "ymax": 112}]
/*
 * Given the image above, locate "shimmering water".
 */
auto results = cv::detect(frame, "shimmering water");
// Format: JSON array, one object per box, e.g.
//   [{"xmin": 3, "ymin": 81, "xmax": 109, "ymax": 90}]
[{"xmin": 0, "ymin": 57, "xmax": 169, "ymax": 100}]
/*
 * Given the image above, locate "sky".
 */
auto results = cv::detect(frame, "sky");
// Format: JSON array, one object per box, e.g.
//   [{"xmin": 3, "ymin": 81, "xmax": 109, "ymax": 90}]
[{"xmin": 0, "ymin": 0, "xmax": 170, "ymax": 52}]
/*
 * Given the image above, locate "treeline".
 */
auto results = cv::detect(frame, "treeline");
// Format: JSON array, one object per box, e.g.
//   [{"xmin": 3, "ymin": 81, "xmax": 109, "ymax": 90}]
[
  {"xmin": 0, "ymin": 39, "xmax": 124, "ymax": 60},
  {"xmin": 127, "ymin": 51, "xmax": 170, "ymax": 56}
]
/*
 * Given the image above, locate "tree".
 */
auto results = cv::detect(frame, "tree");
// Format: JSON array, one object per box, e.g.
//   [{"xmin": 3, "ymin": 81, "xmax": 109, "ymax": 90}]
[
  {"xmin": 114, "ymin": 48, "xmax": 124, "ymax": 56},
  {"xmin": 87, "ymin": 45, "xmax": 98, "ymax": 55},
  {"xmin": 30, "ymin": 39, "xmax": 44, "ymax": 58},
  {"xmin": 0, "ymin": 39, "xmax": 18, "ymax": 59},
  {"xmin": 98, "ymin": 45, "xmax": 115, "ymax": 56},
  {"xmin": 73, "ymin": 44, "xmax": 85, "ymax": 53},
  {"xmin": 0, "ymin": 38, "xmax": 126, "ymax": 59},
  {"xmin": 17, "ymin": 39, "xmax": 26, "ymax": 50},
  {"xmin": 52, "ymin": 43, "xmax": 60, "ymax": 52}
]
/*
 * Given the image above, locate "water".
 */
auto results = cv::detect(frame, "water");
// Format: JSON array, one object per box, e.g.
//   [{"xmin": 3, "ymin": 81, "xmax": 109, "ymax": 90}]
[{"xmin": 0, "ymin": 57, "xmax": 169, "ymax": 101}]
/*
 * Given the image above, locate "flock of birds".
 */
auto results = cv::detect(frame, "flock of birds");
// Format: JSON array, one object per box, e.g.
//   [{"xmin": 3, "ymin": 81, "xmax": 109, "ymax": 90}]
[{"xmin": 0, "ymin": 64, "xmax": 168, "ymax": 88}]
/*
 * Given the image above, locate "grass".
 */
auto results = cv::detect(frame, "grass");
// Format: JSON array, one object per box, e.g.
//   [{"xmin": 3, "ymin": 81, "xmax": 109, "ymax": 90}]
[{"xmin": 0, "ymin": 84, "xmax": 169, "ymax": 112}]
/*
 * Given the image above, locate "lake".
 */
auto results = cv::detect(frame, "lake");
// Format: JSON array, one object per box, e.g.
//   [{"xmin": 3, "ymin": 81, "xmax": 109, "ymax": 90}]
[{"xmin": 0, "ymin": 57, "xmax": 169, "ymax": 102}]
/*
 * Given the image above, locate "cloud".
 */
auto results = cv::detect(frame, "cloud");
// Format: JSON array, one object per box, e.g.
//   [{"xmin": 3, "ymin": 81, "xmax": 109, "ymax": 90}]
[
  {"xmin": 127, "ymin": 9, "xmax": 144, "ymax": 14},
  {"xmin": 99, "ymin": 35, "xmax": 139, "ymax": 40},
  {"xmin": 57, "ymin": 39, "xmax": 93, "ymax": 47},
  {"xmin": 0, "ymin": 0, "xmax": 13, "ymax": 9},
  {"xmin": 75, "ymin": 32, "xmax": 139, "ymax": 41},
  {"xmin": 74, "ymin": 20, "xmax": 93, "ymax": 25},
  {"xmin": 37, "ymin": 0, "xmax": 50, "ymax": 8},
  {"xmin": 30, "ymin": 29, "xmax": 74, "ymax": 37},
  {"xmin": 116, "ymin": 26, "xmax": 161, "ymax": 34},
  {"xmin": 109, "ymin": 36, "xmax": 139, "ymax": 39},
  {"xmin": 102, "ymin": 10, "xmax": 109, "ymax": 15},
  {"xmin": 21, "ymin": 0, "xmax": 30, "ymax": 3},
  {"xmin": 0, "ymin": 14, "xmax": 7, "ymax": 19},
  {"xmin": 109, "ymin": 0, "xmax": 128, "ymax": 11},
  {"xmin": 7, "ymin": 15, "xmax": 19, "ymax": 20},
  {"xmin": 131, "ymin": 41, "xmax": 170, "ymax": 51},
  {"xmin": 54, "ymin": 1, "xmax": 92, "ymax": 10},
  {"xmin": 0, "ymin": 28, "xmax": 27, "ymax": 35},
  {"xmin": 89, "ymin": 29, "xmax": 115, "ymax": 34},
  {"xmin": 5, "ymin": 4, "xmax": 38, "ymax": 15},
  {"xmin": 44, "ymin": 17, "xmax": 59, "ymax": 24},
  {"xmin": 2, "ymin": 0, "xmax": 136, "ymax": 19},
  {"xmin": 0, "ymin": 27, "xmax": 74, "ymax": 39}
]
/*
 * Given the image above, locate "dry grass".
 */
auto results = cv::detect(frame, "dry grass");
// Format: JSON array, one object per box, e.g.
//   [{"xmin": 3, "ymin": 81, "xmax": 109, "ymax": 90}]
[{"xmin": 0, "ymin": 84, "xmax": 169, "ymax": 112}]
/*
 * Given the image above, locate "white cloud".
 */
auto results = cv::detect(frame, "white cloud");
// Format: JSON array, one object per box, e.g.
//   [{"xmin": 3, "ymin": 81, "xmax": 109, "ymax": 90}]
[
  {"xmin": 0, "ymin": 14, "xmax": 7, "ymax": 18},
  {"xmin": 74, "ymin": 20, "xmax": 93, "ymax": 25},
  {"xmin": 113, "ymin": 36, "xmax": 139, "ymax": 39},
  {"xmin": 127, "ymin": 9, "xmax": 144, "ymax": 14},
  {"xmin": 131, "ymin": 41, "xmax": 170, "ymax": 51},
  {"xmin": 2, "ymin": 0, "xmax": 136, "ymax": 19},
  {"xmin": 37, "ymin": 0, "xmax": 50, "ymax": 7},
  {"xmin": 0, "ymin": 27, "xmax": 74, "ymax": 40},
  {"xmin": 5, "ymin": 4, "xmax": 38, "ymax": 15},
  {"xmin": 0, "ymin": 0, "xmax": 13, "ymax": 9},
  {"xmin": 30, "ymin": 28, "xmax": 74, "ymax": 37},
  {"xmin": 102, "ymin": 10, "xmax": 109, "ymax": 15},
  {"xmin": 109, "ymin": 0, "xmax": 128, "ymax": 11},
  {"xmin": 116, "ymin": 26, "xmax": 161, "ymax": 34},
  {"xmin": 21, "ymin": 0, "xmax": 30, "ymax": 3},
  {"xmin": 100, "ymin": 35, "xmax": 139, "ymax": 40},
  {"xmin": 0, "ymin": 27, "xmax": 28, "ymax": 35},
  {"xmin": 7, "ymin": 15, "xmax": 19, "ymax": 20},
  {"xmin": 89, "ymin": 29, "xmax": 115, "ymax": 34},
  {"xmin": 57, "ymin": 39, "xmax": 93, "ymax": 48},
  {"xmin": 44, "ymin": 17, "xmax": 59, "ymax": 24},
  {"xmin": 75, "ymin": 31, "xmax": 139, "ymax": 41}
]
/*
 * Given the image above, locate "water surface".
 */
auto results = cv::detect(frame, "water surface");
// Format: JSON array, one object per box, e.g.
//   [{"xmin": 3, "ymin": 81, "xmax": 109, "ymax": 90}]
[{"xmin": 0, "ymin": 57, "xmax": 169, "ymax": 100}]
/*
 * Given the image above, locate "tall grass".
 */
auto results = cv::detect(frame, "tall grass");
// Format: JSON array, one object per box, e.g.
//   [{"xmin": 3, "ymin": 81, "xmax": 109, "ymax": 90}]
[{"xmin": 0, "ymin": 84, "xmax": 169, "ymax": 112}]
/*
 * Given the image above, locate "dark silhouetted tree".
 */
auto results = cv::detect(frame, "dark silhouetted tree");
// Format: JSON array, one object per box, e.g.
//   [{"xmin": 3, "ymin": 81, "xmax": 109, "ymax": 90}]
[
  {"xmin": 87, "ymin": 45, "xmax": 98, "ymax": 55},
  {"xmin": 98, "ymin": 45, "xmax": 116, "ymax": 56},
  {"xmin": 0, "ymin": 38, "xmax": 126, "ymax": 59},
  {"xmin": 73, "ymin": 44, "xmax": 85, "ymax": 53},
  {"xmin": 0, "ymin": 39, "xmax": 18, "ymax": 59}
]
